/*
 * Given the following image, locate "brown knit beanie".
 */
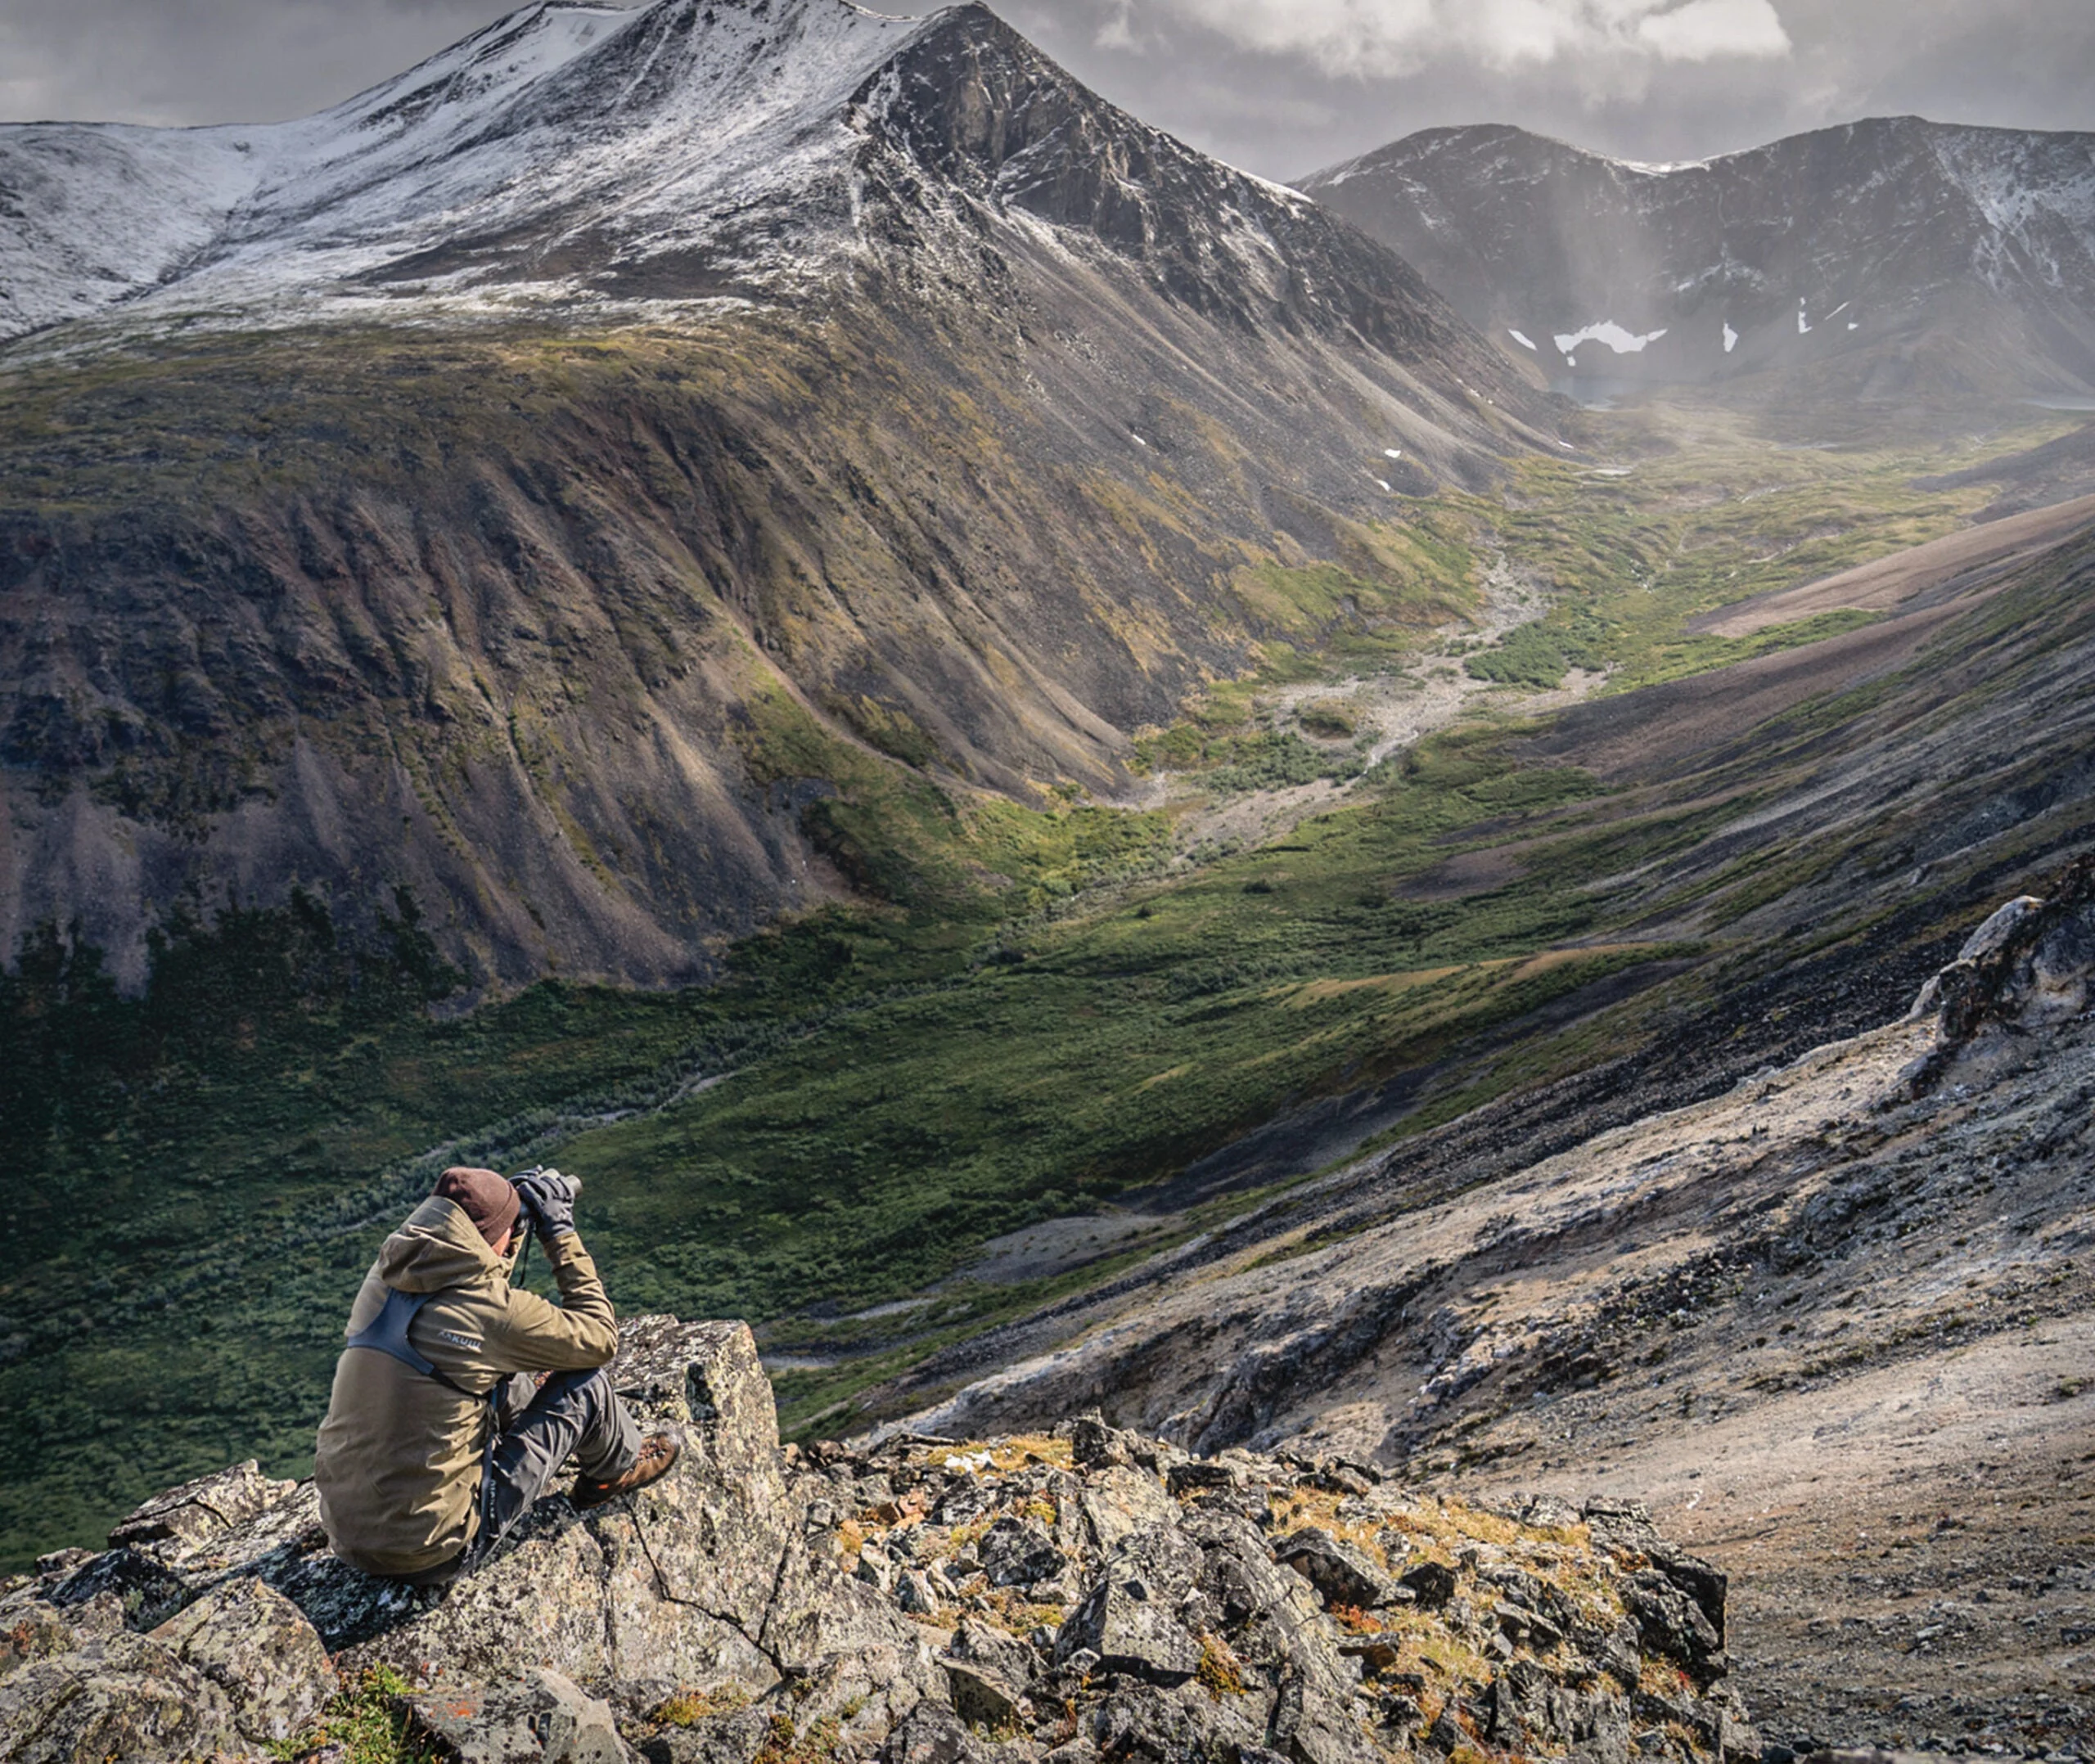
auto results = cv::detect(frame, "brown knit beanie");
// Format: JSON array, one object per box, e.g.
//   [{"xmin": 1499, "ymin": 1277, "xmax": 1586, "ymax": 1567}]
[{"xmin": 433, "ymin": 1166, "xmax": 520, "ymax": 1249}]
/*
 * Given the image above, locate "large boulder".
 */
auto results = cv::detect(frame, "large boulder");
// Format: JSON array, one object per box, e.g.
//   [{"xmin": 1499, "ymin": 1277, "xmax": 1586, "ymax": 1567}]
[
  {"xmin": 978, "ymin": 1518, "xmax": 1064, "ymax": 1588},
  {"xmin": 1271, "ymin": 1531, "xmax": 1402, "ymax": 1612},
  {"xmin": 0, "ymin": 1317, "xmax": 902, "ymax": 1759},
  {"xmin": 1908, "ymin": 859, "xmax": 2095, "ymax": 1090},
  {"xmin": 0, "ymin": 1631, "xmax": 243, "ymax": 1763},
  {"xmin": 1487, "ymin": 1658, "xmax": 1633, "ymax": 1764},
  {"xmin": 1269, "ymin": 1672, "xmax": 1385, "ymax": 1764},
  {"xmin": 331, "ymin": 1317, "xmax": 806, "ymax": 1690},
  {"xmin": 1055, "ymin": 1525, "xmax": 1206, "ymax": 1685},
  {"xmin": 1075, "ymin": 1466, "xmax": 1177, "ymax": 1555},
  {"xmin": 148, "ymin": 1575, "xmax": 333, "ymax": 1744}
]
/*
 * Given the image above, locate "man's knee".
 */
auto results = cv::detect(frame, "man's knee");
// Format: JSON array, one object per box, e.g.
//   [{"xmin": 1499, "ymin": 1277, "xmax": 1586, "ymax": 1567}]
[
  {"xmin": 495, "ymin": 1371, "xmax": 538, "ymax": 1430},
  {"xmin": 536, "ymin": 1364, "xmax": 616, "ymax": 1421}
]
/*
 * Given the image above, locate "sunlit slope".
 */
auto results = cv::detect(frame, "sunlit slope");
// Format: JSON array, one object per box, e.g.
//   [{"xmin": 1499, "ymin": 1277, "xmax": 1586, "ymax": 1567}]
[
  {"xmin": 7, "ymin": 440, "xmax": 2091, "ymax": 1568},
  {"xmin": 0, "ymin": 2, "xmax": 1552, "ymax": 992}
]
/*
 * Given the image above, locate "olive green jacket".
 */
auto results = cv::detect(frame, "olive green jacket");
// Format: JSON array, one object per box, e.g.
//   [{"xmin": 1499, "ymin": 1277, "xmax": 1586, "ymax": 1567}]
[{"xmin": 313, "ymin": 1195, "xmax": 619, "ymax": 1577}]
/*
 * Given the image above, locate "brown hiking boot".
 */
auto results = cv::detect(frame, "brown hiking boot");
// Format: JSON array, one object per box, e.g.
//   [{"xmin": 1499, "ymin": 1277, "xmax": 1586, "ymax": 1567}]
[{"xmin": 570, "ymin": 1433, "xmax": 681, "ymax": 1510}]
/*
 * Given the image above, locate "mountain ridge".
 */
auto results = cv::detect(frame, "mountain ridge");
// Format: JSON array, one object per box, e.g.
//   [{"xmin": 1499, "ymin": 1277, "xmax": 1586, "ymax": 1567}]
[
  {"xmin": 0, "ymin": 0, "xmax": 943, "ymax": 337},
  {"xmin": 0, "ymin": 0, "xmax": 1557, "ymax": 990},
  {"xmin": 1297, "ymin": 115, "xmax": 2095, "ymax": 407},
  {"xmin": 2, "ymin": 0, "xmax": 1516, "ymax": 362}
]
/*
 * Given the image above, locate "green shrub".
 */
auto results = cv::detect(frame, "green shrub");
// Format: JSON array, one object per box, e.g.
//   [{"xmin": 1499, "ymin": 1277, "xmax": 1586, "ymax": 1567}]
[{"xmin": 269, "ymin": 1665, "xmax": 441, "ymax": 1764}]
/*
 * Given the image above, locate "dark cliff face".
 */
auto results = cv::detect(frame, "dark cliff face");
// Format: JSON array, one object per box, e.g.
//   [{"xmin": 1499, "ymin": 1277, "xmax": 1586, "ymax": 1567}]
[
  {"xmin": 1299, "ymin": 116, "xmax": 2095, "ymax": 403},
  {"xmin": 860, "ymin": 7, "xmax": 1489, "ymax": 370},
  {"xmin": 0, "ymin": 4, "xmax": 1557, "ymax": 991}
]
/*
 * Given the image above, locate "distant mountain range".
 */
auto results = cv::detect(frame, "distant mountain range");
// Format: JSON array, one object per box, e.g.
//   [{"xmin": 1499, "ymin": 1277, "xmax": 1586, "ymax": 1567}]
[
  {"xmin": 1299, "ymin": 117, "xmax": 2095, "ymax": 406},
  {"xmin": 0, "ymin": 0, "xmax": 1555, "ymax": 988}
]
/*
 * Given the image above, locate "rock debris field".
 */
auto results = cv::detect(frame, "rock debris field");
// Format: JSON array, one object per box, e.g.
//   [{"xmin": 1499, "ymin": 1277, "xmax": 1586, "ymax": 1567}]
[{"xmin": 2, "ymin": 1316, "xmax": 1756, "ymax": 1764}]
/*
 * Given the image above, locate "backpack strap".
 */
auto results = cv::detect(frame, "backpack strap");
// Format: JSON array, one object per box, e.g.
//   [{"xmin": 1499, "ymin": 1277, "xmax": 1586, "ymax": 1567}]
[
  {"xmin": 345, "ymin": 1286, "xmax": 484, "ymax": 1401},
  {"xmin": 345, "ymin": 1283, "xmax": 508, "ymax": 1573}
]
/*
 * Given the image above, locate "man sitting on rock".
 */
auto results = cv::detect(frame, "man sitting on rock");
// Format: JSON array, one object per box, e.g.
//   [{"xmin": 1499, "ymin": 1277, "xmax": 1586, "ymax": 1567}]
[{"xmin": 314, "ymin": 1165, "xmax": 679, "ymax": 1584}]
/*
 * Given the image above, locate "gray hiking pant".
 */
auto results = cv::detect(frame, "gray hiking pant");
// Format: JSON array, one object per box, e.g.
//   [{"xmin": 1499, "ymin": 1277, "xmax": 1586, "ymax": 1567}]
[{"xmin": 400, "ymin": 1366, "xmax": 642, "ymax": 1585}]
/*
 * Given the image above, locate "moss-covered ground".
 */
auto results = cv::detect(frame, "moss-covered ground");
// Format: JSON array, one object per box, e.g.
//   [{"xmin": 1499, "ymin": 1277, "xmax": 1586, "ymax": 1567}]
[{"xmin": 3, "ymin": 401, "xmax": 2082, "ymax": 1571}]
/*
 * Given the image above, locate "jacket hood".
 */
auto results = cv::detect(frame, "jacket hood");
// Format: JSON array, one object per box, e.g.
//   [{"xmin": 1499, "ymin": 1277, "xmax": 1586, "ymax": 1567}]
[{"xmin": 376, "ymin": 1195, "xmax": 508, "ymax": 1294}]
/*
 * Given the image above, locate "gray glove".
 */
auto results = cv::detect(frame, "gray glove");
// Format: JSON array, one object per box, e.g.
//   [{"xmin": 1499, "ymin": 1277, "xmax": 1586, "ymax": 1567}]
[{"xmin": 512, "ymin": 1168, "xmax": 580, "ymax": 1242}]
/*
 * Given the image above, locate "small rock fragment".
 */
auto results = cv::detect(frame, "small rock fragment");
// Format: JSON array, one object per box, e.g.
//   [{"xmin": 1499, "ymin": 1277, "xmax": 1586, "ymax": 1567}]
[
  {"xmin": 1273, "ymin": 1530, "xmax": 1402, "ymax": 1611},
  {"xmin": 943, "ymin": 1658, "xmax": 1026, "ymax": 1730},
  {"xmin": 980, "ymin": 1517, "xmax": 1063, "ymax": 1587},
  {"xmin": 1398, "ymin": 1560, "xmax": 1457, "ymax": 1609},
  {"xmin": 1166, "ymin": 1461, "xmax": 1242, "ymax": 1497},
  {"xmin": 403, "ymin": 1666, "xmax": 629, "ymax": 1763}
]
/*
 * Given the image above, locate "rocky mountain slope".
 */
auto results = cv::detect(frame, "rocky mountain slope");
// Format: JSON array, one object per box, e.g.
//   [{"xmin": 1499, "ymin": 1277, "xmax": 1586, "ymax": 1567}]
[
  {"xmin": 1298, "ymin": 119, "xmax": 2095, "ymax": 408},
  {"xmin": 0, "ymin": 0, "xmax": 1557, "ymax": 990},
  {"xmin": 7, "ymin": 748, "xmax": 2089, "ymax": 1762},
  {"xmin": 0, "ymin": 1318, "xmax": 1759, "ymax": 1764},
  {"xmin": 839, "ymin": 434, "xmax": 2095, "ymax": 1439},
  {"xmin": 884, "ymin": 865, "xmax": 2095, "ymax": 1753}
]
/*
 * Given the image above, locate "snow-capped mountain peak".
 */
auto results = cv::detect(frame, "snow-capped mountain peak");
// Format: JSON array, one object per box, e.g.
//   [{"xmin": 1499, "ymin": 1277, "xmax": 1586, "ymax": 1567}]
[
  {"xmin": 0, "ymin": 0, "xmax": 1561, "ymax": 1001},
  {"xmin": 0, "ymin": 0, "xmax": 953, "ymax": 340}
]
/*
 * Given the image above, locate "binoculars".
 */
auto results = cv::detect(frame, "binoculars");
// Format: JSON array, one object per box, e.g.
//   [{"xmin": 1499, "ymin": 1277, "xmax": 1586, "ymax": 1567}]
[
  {"xmin": 507, "ymin": 1166, "xmax": 582, "ymax": 1201},
  {"xmin": 504, "ymin": 1167, "xmax": 580, "ymax": 1280}
]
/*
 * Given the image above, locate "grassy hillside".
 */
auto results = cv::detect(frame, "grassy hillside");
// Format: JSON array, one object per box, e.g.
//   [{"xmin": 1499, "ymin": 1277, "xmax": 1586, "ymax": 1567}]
[
  {"xmin": 0, "ymin": 295, "xmax": 1502, "ymax": 995},
  {"xmin": 4, "ymin": 407, "xmax": 2086, "ymax": 1570}
]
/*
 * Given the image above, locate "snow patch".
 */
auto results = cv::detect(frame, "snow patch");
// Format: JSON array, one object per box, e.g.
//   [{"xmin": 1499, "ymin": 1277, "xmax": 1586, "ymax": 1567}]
[
  {"xmin": 1383, "ymin": 447, "xmax": 1402, "ymax": 459},
  {"xmin": 1797, "ymin": 299, "xmax": 1811, "ymax": 335},
  {"xmin": 1131, "ymin": 433, "xmax": 1149, "ymax": 448},
  {"xmin": 1507, "ymin": 328, "xmax": 1536, "ymax": 350},
  {"xmin": 1723, "ymin": 322, "xmax": 1738, "ymax": 353},
  {"xmin": 1554, "ymin": 320, "xmax": 1668, "ymax": 356}
]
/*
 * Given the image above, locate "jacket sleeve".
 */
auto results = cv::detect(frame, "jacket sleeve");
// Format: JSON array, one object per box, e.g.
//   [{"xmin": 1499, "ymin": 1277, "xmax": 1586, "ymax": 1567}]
[{"xmin": 484, "ymin": 1233, "xmax": 621, "ymax": 1371}]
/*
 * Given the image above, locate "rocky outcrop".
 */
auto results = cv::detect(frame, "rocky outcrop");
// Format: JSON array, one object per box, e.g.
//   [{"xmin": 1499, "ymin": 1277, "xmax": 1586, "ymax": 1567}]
[
  {"xmin": 1905, "ymin": 854, "xmax": 2095, "ymax": 1084},
  {"xmin": 0, "ymin": 1320, "xmax": 1755, "ymax": 1764}
]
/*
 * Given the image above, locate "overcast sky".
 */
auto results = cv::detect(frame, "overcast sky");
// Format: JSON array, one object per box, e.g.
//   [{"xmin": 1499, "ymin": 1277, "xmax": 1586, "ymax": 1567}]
[{"xmin": 0, "ymin": 0, "xmax": 2088, "ymax": 179}]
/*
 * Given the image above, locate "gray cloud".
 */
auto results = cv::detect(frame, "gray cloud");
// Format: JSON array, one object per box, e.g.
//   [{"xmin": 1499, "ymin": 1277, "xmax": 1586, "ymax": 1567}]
[
  {"xmin": 1094, "ymin": 0, "xmax": 1792, "ymax": 81},
  {"xmin": 0, "ymin": 0, "xmax": 516, "ymax": 127},
  {"xmin": 0, "ymin": 0, "xmax": 2084, "ymax": 178},
  {"xmin": 1020, "ymin": 0, "xmax": 2093, "ymax": 176}
]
